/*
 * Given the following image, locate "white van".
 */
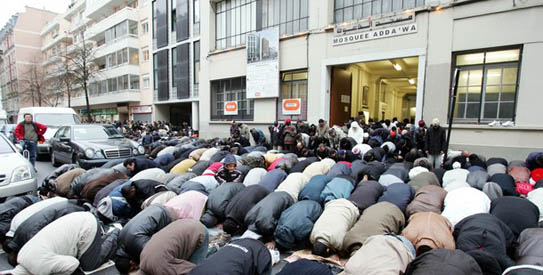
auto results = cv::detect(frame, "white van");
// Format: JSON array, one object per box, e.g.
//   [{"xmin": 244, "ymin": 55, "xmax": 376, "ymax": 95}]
[{"xmin": 17, "ymin": 107, "xmax": 81, "ymax": 156}]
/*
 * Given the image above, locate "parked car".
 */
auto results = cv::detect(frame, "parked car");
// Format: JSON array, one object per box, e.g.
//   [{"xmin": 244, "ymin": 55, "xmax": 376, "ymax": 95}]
[
  {"xmin": 0, "ymin": 124, "xmax": 17, "ymax": 144},
  {"xmin": 17, "ymin": 107, "xmax": 81, "ymax": 157},
  {"xmin": 0, "ymin": 133, "xmax": 37, "ymax": 202},
  {"xmin": 50, "ymin": 124, "xmax": 145, "ymax": 169}
]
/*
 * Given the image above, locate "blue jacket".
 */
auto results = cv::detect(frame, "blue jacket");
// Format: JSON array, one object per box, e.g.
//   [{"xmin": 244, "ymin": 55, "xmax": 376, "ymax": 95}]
[
  {"xmin": 110, "ymin": 181, "xmax": 134, "ymax": 219},
  {"xmin": 154, "ymin": 153, "xmax": 174, "ymax": 167},
  {"xmin": 259, "ymin": 169, "xmax": 287, "ymax": 192},
  {"xmin": 377, "ymin": 183, "xmax": 415, "ymax": 213},
  {"xmin": 327, "ymin": 163, "xmax": 352, "ymax": 178},
  {"xmin": 274, "ymin": 200, "xmax": 323, "ymax": 250},
  {"xmin": 298, "ymin": 175, "xmax": 330, "ymax": 204},
  {"xmin": 320, "ymin": 176, "xmax": 355, "ymax": 204}
]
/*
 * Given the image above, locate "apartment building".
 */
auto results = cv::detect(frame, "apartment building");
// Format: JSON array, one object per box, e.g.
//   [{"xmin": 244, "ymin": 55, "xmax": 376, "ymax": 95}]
[
  {"xmin": 151, "ymin": 0, "xmax": 201, "ymax": 129},
  {"xmin": 0, "ymin": 7, "xmax": 57, "ymax": 122},
  {"xmin": 184, "ymin": 0, "xmax": 543, "ymax": 160}
]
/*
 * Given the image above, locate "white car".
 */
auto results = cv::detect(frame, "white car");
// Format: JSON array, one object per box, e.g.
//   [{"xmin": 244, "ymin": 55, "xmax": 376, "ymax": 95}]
[{"xmin": 0, "ymin": 133, "xmax": 36, "ymax": 202}]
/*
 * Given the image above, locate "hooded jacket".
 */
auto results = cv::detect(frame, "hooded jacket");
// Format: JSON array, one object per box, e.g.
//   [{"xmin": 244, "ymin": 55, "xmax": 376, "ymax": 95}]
[
  {"xmin": 348, "ymin": 180, "xmax": 384, "ymax": 213},
  {"xmin": 320, "ymin": 176, "xmax": 355, "ymax": 204},
  {"xmin": 276, "ymin": 172, "xmax": 309, "ymax": 202},
  {"xmin": 117, "ymin": 204, "xmax": 174, "ymax": 263},
  {"xmin": 404, "ymin": 249, "xmax": 483, "ymax": 275},
  {"xmin": 405, "ymin": 185, "xmax": 447, "ymax": 217},
  {"xmin": 80, "ymin": 172, "xmax": 129, "ymax": 202},
  {"xmin": 490, "ymin": 173, "xmax": 518, "ymax": 196},
  {"xmin": 378, "ymin": 183, "xmax": 415, "ymax": 213},
  {"xmin": 402, "ymin": 212, "xmax": 455, "ymax": 252},
  {"xmin": 442, "ymin": 169, "xmax": 470, "ymax": 188},
  {"xmin": 243, "ymin": 168, "xmax": 267, "ymax": 186},
  {"xmin": 310, "ymin": 199, "xmax": 359, "ymax": 252},
  {"xmin": 327, "ymin": 163, "xmax": 352, "ymax": 178},
  {"xmin": 340, "ymin": 235, "xmax": 415, "ymax": 275},
  {"xmin": 408, "ymin": 166, "xmax": 429, "ymax": 180},
  {"xmin": 54, "ymin": 168, "xmax": 86, "ymax": 197},
  {"xmin": 441, "ymin": 187, "xmax": 490, "ymax": 227},
  {"xmin": 298, "ymin": 175, "xmax": 330, "ymax": 204},
  {"xmin": 167, "ymin": 173, "xmax": 197, "ymax": 194},
  {"xmin": 164, "ymin": 190, "xmax": 208, "ymax": 220},
  {"xmin": 244, "ymin": 191, "xmax": 294, "ymax": 236},
  {"xmin": 303, "ymin": 159, "xmax": 335, "ymax": 179},
  {"xmin": 259, "ymin": 169, "xmax": 288, "ymax": 192},
  {"xmin": 223, "ymin": 185, "xmax": 271, "ymax": 235},
  {"xmin": 527, "ymin": 188, "xmax": 543, "ymax": 222},
  {"xmin": 490, "ymin": 196, "xmax": 540, "ymax": 238},
  {"xmin": 347, "ymin": 122, "xmax": 364, "ymax": 145},
  {"xmin": 6, "ymin": 197, "xmax": 67, "ymax": 238},
  {"xmin": 139, "ymin": 219, "xmax": 206, "ymax": 275},
  {"xmin": 515, "ymin": 228, "xmax": 543, "ymax": 266},
  {"xmin": 466, "ymin": 170, "xmax": 489, "ymax": 190},
  {"xmin": 408, "ymin": 172, "xmax": 440, "ymax": 191},
  {"xmin": 200, "ymin": 182, "xmax": 245, "ymax": 227},
  {"xmin": 453, "ymin": 213, "xmax": 516, "ymax": 270},
  {"xmin": 274, "ymin": 200, "xmax": 323, "ymax": 250},
  {"xmin": 343, "ymin": 202, "xmax": 405, "ymax": 255},
  {"xmin": 0, "ymin": 195, "xmax": 38, "ymax": 238},
  {"xmin": 7, "ymin": 200, "xmax": 85, "ymax": 253},
  {"xmin": 188, "ymin": 238, "xmax": 272, "ymax": 275}
]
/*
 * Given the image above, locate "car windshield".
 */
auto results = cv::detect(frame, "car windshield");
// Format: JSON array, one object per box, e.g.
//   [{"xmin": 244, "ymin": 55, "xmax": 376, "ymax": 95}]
[
  {"xmin": 73, "ymin": 126, "xmax": 123, "ymax": 140},
  {"xmin": 0, "ymin": 137, "xmax": 14, "ymax": 154},
  {"xmin": 34, "ymin": 114, "xmax": 80, "ymax": 125}
]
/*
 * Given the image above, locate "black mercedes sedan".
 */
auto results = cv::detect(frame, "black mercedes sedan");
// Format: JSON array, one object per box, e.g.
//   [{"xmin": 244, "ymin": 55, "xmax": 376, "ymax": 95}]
[{"xmin": 50, "ymin": 124, "xmax": 145, "ymax": 169}]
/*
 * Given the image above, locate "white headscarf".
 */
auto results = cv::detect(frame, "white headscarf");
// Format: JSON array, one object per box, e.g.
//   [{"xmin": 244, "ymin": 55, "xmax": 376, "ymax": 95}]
[{"xmin": 348, "ymin": 121, "xmax": 364, "ymax": 145}]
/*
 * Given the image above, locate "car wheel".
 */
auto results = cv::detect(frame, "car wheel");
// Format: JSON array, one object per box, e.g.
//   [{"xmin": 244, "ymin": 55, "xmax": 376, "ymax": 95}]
[{"xmin": 51, "ymin": 151, "xmax": 60, "ymax": 167}]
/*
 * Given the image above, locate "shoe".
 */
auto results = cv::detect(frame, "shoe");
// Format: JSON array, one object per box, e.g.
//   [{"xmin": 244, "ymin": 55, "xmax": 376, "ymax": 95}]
[
  {"xmin": 488, "ymin": 120, "xmax": 501, "ymax": 127},
  {"xmin": 502, "ymin": 121, "xmax": 515, "ymax": 127}
]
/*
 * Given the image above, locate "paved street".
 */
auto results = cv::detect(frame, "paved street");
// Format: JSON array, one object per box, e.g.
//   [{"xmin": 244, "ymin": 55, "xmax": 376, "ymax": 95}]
[{"xmin": 35, "ymin": 158, "xmax": 56, "ymax": 188}]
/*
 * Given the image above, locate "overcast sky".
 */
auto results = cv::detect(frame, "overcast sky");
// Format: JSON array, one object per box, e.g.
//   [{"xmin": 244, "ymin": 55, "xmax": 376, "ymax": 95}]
[{"xmin": 0, "ymin": 0, "xmax": 72, "ymax": 28}]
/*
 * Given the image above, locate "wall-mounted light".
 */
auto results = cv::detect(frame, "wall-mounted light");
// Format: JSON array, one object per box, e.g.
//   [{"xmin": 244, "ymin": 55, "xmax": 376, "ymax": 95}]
[
  {"xmin": 408, "ymin": 78, "xmax": 415, "ymax": 85},
  {"xmin": 393, "ymin": 64, "xmax": 402, "ymax": 71}
]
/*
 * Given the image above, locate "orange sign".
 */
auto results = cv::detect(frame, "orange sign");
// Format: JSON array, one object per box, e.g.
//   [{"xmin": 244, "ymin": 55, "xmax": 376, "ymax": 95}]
[
  {"xmin": 224, "ymin": 101, "xmax": 238, "ymax": 115},
  {"xmin": 282, "ymin": 98, "xmax": 301, "ymax": 115}
]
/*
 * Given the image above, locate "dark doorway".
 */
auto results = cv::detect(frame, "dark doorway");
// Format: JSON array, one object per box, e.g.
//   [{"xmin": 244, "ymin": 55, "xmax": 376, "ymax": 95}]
[
  {"xmin": 170, "ymin": 103, "xmax": 192, "ymax": 127},
  {"xmin": 330, "ymin": 68, "xmax": 352, "ymax": 127}
]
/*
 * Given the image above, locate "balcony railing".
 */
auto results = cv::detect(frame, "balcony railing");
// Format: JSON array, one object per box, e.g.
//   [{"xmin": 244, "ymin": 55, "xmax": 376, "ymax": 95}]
[{"xmin": 153, "ymin": 86, "xmax": 199, "ymax": 103}]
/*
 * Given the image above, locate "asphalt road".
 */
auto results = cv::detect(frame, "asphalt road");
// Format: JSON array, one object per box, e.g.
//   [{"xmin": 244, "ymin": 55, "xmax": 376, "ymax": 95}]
[{"xmin": 35, "ymin": 158, "xmax": 56, "ymax": 188}]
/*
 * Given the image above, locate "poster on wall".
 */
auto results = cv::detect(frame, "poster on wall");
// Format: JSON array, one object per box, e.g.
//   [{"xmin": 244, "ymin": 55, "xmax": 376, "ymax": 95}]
[
  {"xmin": 282, "ymin": 98, "xmax": 301, "ymax": 115},
  {"xmin": 246, "ymin": 27, "xmax": 279, "ymax": 99},
  {"xmin": 224, "ymin": 101, "xmax": 238, "ymax": 116}
]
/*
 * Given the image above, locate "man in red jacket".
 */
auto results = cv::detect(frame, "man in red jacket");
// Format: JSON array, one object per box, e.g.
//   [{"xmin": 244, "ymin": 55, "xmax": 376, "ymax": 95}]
[{"xmin": 14, "ymin": 113, "xmax": 47, "ymax": 167}]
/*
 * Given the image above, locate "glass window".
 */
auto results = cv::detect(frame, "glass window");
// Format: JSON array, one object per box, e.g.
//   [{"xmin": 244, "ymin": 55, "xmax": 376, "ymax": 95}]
[
  {"xmin": 153, "ymin": 53, "xmax": 158, "ymax": 90},
  {"xmin": 141, "ymin": 21, "xmax": 149, "ymax": 34},
  {"xmin": 215, "ymin": 0, "xmax": 257, "ymax": 50},
  {"xmin": 335, "ymin": 0, "xmax": 425, "ymax": 23},
  {"xmin": 261, "ymin": 0, "xmax": 309, "ymax": 36},
  {"xmin": 277, "ymin": 70, "xmax": 308, "ymax": 121},
  {"xmin": 117, "ymin": 48, "xmax": 128, "ymax": 65},
  {"xmin": 194, "ymin": 41, "xmax": 200, "ymax": 85},
  {"xmin": 142, "ymin": 48, "xmax": 149, "ymax": 62},
  {"xmin": 130, "ymin": 75, "xmax": 140, "ymax": 90},
  {"xmin": 143, "ymin": 75, "xmax": 150, "ymax": 89},
  {"xmin": 129, "ymin": 48, "xmax": 139, "ymax": 64},
  {"xmin": 152, "ymin": 1, "xmax": 157, "ymax": 39},
  {"xmin": 452, "ymin": 46, "xmax": 521, "ymax": 123},
  {"xmin": 108, "ymin": 52, "xmax": 117, "ymax": 67},
  {"xmin": 118, "ymin": 75, "xmax": 129, "ymax": 90},
  {"xmin": 193, "ymin": 0, "xmax": 200, "ymax": 35},
  {"xmin": 129, "ymin": 20, "xmax": 138, "ymax": 35},
  {"xmin": 211, "ymin": 76, "xmax": 254, "ymax": 120},
  {"xmin": 108, "ymin": 78, "xmax": 118, "ymax": 92},
  {"xmin": 172, "ymin": 0, "xmax": 177, "ymax": 32},
  {"xmin": 172, "ymin": 47, "xmax": 178, "ymax": 88}
]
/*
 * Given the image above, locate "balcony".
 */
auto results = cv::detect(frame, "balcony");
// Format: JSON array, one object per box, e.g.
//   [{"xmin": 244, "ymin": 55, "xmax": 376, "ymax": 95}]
[
  {"xmin": 85, "ymin": 7, "xmax": 138, "ymax": 41},
  {"xmin": 94, "ymin": 35, "xmax": 138, "ymax": 59},
  {"xmin": 41, "ymin": 33, "xmax": 72, "ymax": 52},
  {"xmin": 85, "ymin": 0, "xmax": 132, "ymax": 21},
  {"xmin": 96, "ymin": 64, "xmax": 139, "ymax": 80},
  {"xmin": 40, "ymin": 20, "xmax": 59, "ymax": 36},
  {"xmin": 64, "ymin": 0, "xmax": 86, "ymax": 20},
  {"xmin": 70, "ymin": 17, "xmax": 90, "ymax": 34},
  {"xmin": 153, "ymin": 87, "xmax": 199, "ymax": 104},
  {"xmin": 66, "ymin": 39, "xmax": 94, "ymax": 54},
  {"xmin": 42, "ymin": 55, "xmax": 62, "ymax": 67},
  {"xmin": 71, "ymin": 89, "xmax": 141, "ymax": 107}
]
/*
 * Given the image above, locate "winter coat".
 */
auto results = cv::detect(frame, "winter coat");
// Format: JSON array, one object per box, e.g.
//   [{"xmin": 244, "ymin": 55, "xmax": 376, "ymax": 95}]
[
  {"xmin": 515, "ymin": 228, "xmax": 543, "ymax": 266},
  {"xmin": 189, "ymin": 148, "xmax": 208, "ymax": 162},
  {"xmin": 487, "ymin": 163, "xmax": 507, "ymax": 177},
  {"xmin": 327, "ymin": 163, "xmax": 352, "ymax": 178},
  {"xmin": 275, "ymin": 157, "xmax": 298, "ymax": 172},
  {"xmin": 340, "ymin": 235, "xmax": 415, "ymax": 275},
  {"xmin": 402, "ymin": 212, "xmax": 455, "ymax": 252},
  {"xmin": 13, "ymin": 212, "xmax": 111, "ymax": 275},
  {"xmin": 378, "ymin": 183, "xmax": 415, "ymax": 213},
  {"xmin": 298, "ymin": 175, "xmax": 331, "ymax": 204},
  {"xmin": 343, "ymin": 201, "xmax": 405, "ymax": 255},
  {"xmin": 55, "ymin": 168, "xmax": 86, "ymax": 197},
  {"xmin": 508, "ymin": 166, "xmax": 531, "ymax": 183},
  {"xmin": 131, "ymin": 179, "xmax": 168, "ymax": 209},
  {"xmin": 490, "ymin": 196, "xmax": 540, "ymax": 238},
  {"xmin": 199, "ymin": 147, "xmax": 219, "ymax": 162},
  {"xmin": 424, "ymin": 126, "xmax": 446, "ymax": 155},
  {"xmin": 453, "ymin": 213, "xmax": 516, "ymax": 270},
  {"xmin": 441, "ymin": 187, "xmax": 490, "ymax": 227},
  {"xmin": 131, "ymin": 168, "xmax": 166, "ymax": 183},
  {"xmin": 188, "ymin": 238, "xmax": 272, "ymax": 275},
  {"xmin": 406, "ymin": 185, "xmax": 447, "ymax": 217},
  {"xmin": 274, "ymin": 200, "xmax": 323, "ymax": 250},
  {"xmin": 150, "ymin": 145, "xmax": 166, "ymax": 159},
  {"xmin": 408, "ymin": 172, "xmax": 440, "ymax": 191},
  {"xmin": 487, "ymin": 157, "xmax": 508, "ymax": 167},
  {"xmin": 98, "ymin": 181, "xmax": 133, "ymax": 221},
  {"xmin": 310, "ymin": 199, "xmax": 360, "ymax": 252},
  {"xmin": 200, "ymin": 182, "xmax": 245, "ymax": 227},
  {"xmin": 215, "ymin": 167, "xmax": 242, "ymax": 184},
  {"xmin": 154, "ymin": 153, "xmax": 175, "ymax": 168},
  {"xmin": 483, "ymin": 182, "xmax": 503, "ymax": 201},
  {"xmin": 171, "ymin": 159, "xmax": 197, "ymax": 174},
  {"xmin": 404, "ymin": 249, "xmax": 483, "ymax": 275},
  {"xmin": 188, "ymin": 175, "xmax": 219, "ymax": 193},
  {"xmin": 283, "ymin": 125, "xmax": 297, "ymax": 145},
  {"xmin": 384, "ymin": 166, "xmax": 409, "ymax": 182},
  {"xmin": 408, "ymin": 166, "xmax": 429, "ymax": 180},
  {"xmin": 202, "ymin": 162, "xmax": 223, "ymax": 176},
  {"xmin": 320, "ymin": 176, "xmax": 355, "ymax": 204},
  {"xmin": 267, "ymin": 157, "xmax": 284, "ymax": 171},
  {"xmin": 141, "ymin": 191, "xmax": 177, "ymax": 209},
  {"xmin": 117, "ymin": 204, "xmax": 173, "ymax": 263},
  {"xmin": 442, "ymin": 169, "xmax": 469, "ymax": 188},
  {"xmin": 223, "ymin": 185, "xmax": 271, "ymax": 235},
  {"xmin": 209, "ymin": 150, "xmax": 229, "ymax": 163},
  {"xmin": 356, "ymin": 161, "xmax": 386, "ymax": 181},
  {"xmin": 14, "ymin": 121, "xmax": 47, "ymax": 142},
  {"xmin": 466, "ymin": 170, "xmax": 489, "ymax": 190},
  {"xmin": 303, "ymin": 159, "xmax": 335, "ymax": 179},
  {"xmin": 490, "ymin": 173, "xmax": 518, "ymax": 196},
  {"xmin": 290, "ymin": 157, "xmax": 318, "ymax": 173},
  {"xmin": 244, "ymin": 191, "xmax": 294, "ymax": 236},
  {"xmin": 167, "ymin": 173, "xmax": 197, "ymax": 194},
  {"xmin": 6, "ymin": 197, "xmax": 66, "ymax": 238},
  {"xmin": 444, "ymin": 181, "xmax": 470, "ymax": 192},
  {"xmin": 243, "ymin": 168, "xmax": 267, "ymax": 186},
  {"xmin": 259, "ymin": 169, "xmax": 287, "ymax": 192},
  {"xmin": 348, "ymin": 180, "xmax": 384, "ymax": 212},
  {"xmin": 71, "ymin": 168, "xmax": 117, "ymax": 198},
  {"xmin": 178, "ymin": 181, "xmax": 208, "ymax": 195},
  {"xmin": 7, "ymin": 200, "xmax": 85, "ymax": 253},
  {"xmin": 379, "ymin": 174, "xmax": 404, "ymax": 187},
  {"xmin": 526, "ymin": 152, "xmax": 543, "ymax": 170},
  {"xmin": 139, "ymin": 219, "xmax": 207, "ymax": 275},
  {"xmin": 42, "ymin": 164, "xmax": 78, "ymax": 193},
  {"xmin": 132, "ymin": 158, "xmax": 159, "ymax": 174},
  {"xmin": 527, "ymin": 188, "xmax": 543, "ymax": 222},
  {"xmin": 277, "ymin": 259, "xmax": 333, "ymax": 275},
  {"xmin": 276, "ymin": 173, "xmax": 309, "ymax": 202},
  {"xmin": 0, "ymin": 195, "xmax": 38, "ymax": 238},
  {"xmin": 80, "ymin": 172, "xmax": 128, "ymax": 202},
  {"xmin": 240, "ymin": 155, "xmax": 267, "ymax": 169},
  {"xmin": 164, "ymin": 191, "xmax": 208, "ymax": 220}
]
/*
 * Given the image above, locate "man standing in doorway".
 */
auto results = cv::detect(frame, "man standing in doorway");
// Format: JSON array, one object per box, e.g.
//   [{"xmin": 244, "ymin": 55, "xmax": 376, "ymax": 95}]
[
  {"xmin": 14, "ymin": 113, "xmax": 47, "ymax": 168},
  {"xmin": 425, "ymin": 118, "xmax": 446, "ymax": 169}
]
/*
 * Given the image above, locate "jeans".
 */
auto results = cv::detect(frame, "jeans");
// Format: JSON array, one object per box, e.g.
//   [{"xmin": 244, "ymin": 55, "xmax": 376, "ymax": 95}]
[
  {"xmin": 428, "ymin": 153, "xmax": 442, "ymax": 169},
  {"xmin": 20, "ymin": 140, "xmax": 37, "ymax": 167},
  {"xmin": 189, "ymin": 227, "xmax": 209, "ymax": 265}
]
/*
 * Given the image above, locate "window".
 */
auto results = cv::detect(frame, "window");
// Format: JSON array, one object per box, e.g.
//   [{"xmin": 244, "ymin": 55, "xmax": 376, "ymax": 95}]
[
  {"xmin": 153, "ymin": 53, "xmax": 158, "ymax": 90},
  {"xmin": 262, "ymin": 0, "xmax": 309, "ymax": 36},
  {"xmin": 277, "ymin": 70, "xmax": 308, "ymax": 121},
  {"xmin": 215, "ymin": 0, "xmax": 257, "ymax": 50},
  {"xmin": 172, "ymin": 47, "xmax": 178, "ymax": 87},
  {"xmin": 452, "ymin": 46, "xmax": 521, "ymax": 123},
  {"xmin": 107, "ymin": 52, "xmax": 117, "ymax": 67},
  {"xmin": 130, "ymin": 75, "xmax": 140, "ymax": 90},
  {"xmin": 152, "ymin": 1, "xmax": 157, "ymax": 39},
  {"xmin": 334, "ymin": 0, "xmax": 426, "ymax": 23},
  {"xmin": 142, "ymin": 47, "xmax": 150, "ymax": 62},
  {"xmin": 129, "ymin": 48, "xmax": 139, "ymax": 64},
  {"xmin": 211, "ymin": 77, "xmax": 254, "ymax": 120},
  {"xmin": 118, "ymin": 75, "xmax": 129, "ymax": 90},
  {"xmin": 129, "ymin": 20, "xmax": 138, "ymax": 35},
  {"xmin": 143, "ymin": 75, "xmax": 150, "ymax": 89},
  {"xmin": 108, "ymin": 78, "xmax": 118, "ymax": 92},
  {"xmin": 194, "ymin": 41, "xmax": 200, "ymax": 85},
  {"xmin": 193, "ymin": 0, "xmax": 200, "ymax": 35},
  {"xmin": 117, "ymin": 48, "xmax": 128, "ymax": 65},
  {"xmin": 141, "ymin": 21, "xmax": 149, "ymax": 34},
  {"xmin": 171, "ymin": 0, "xmax": 177, "ymax": 32},
  {"xmin": 155, "ymin": 0, "xmax": 168, "ymax": 48}
]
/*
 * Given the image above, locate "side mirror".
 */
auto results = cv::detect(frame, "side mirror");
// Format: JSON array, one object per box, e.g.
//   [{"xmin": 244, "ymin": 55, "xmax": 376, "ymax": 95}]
[{"xmin": 60, "ymin": 137, "xmax": 70, "ymax": 143}]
